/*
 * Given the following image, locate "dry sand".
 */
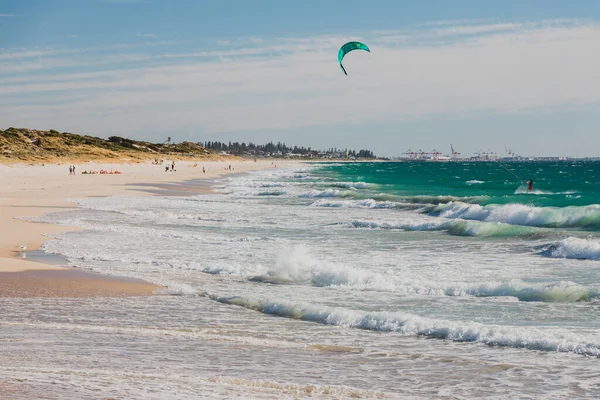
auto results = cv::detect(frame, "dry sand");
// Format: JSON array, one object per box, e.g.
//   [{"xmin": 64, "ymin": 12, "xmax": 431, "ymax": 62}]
[{"xmin": 0, "ymin": 158, "xmax": 288, "ymax": 296}]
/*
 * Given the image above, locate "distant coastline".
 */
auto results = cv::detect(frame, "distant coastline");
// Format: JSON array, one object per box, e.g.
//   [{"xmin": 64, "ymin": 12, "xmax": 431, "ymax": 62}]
[
  {"xmin": 4, "ymin": 127, "xmax": 593, "ymax": 164},
  {"xmin": 0, "ymin": 127, "xmax": 378, "ymax": 164}
]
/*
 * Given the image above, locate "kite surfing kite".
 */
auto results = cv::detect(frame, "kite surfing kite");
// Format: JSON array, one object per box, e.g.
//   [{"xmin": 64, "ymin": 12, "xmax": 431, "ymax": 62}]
[{"xmin": 338, "ymin": 41, "xmax": 370, "ymax": 75}]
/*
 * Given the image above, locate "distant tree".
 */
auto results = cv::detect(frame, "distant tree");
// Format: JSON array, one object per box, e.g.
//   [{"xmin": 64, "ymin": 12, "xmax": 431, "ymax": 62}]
[{"xmin": 197, "ymin": 138, "xmax": 375, "ymax": 158}]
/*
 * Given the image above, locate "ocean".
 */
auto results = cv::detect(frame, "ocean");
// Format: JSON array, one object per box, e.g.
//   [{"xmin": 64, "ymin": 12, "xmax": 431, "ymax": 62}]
[{"xmin": 3, "ymin": 160, "xmax": 600, "ymax": 399}]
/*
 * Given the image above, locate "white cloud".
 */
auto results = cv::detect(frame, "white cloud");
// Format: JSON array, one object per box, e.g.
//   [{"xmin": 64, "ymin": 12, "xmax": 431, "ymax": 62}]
[
  {"xmin": 136, "ymin": 33, "xmax": 157, "ymax": 38},
  {"xmin": 0, "ymin": 13, "xmax": 18, "ymax": 17},
  {"xmin": 2, "ymin": 19, "xmax": 600, "ymax": 146},
  {"xmin": 432, "ymin": 22, "xmax": 521, "ymax": 36},
  {"xmin": 0, "ymin": 49, "xmax": 64, "ymax": 61}
]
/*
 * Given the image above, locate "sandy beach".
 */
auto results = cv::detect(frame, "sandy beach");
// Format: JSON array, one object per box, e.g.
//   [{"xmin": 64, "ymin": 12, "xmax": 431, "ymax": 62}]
[
  {"xmin": 2, "ymin": 159, "xmax": 600, "ymax": 399},
  {"xmin": 0, "ymin": 158, "xmax": 285, "ymax": 296}
]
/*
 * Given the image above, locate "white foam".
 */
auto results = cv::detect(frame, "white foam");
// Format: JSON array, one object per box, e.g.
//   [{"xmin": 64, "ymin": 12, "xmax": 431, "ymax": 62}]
[
  {"xmin": 514, "ymin": 185, "xmax": 578, "ymax": 195},
  {"xmin": 248, "ymin": 246, "xmax": 597, "ymax": 302},
  {"xmin": 466, "ymin": 180, "xmax": 485, "ymax": 185},
  {"xmin": 328, "ymin": 181, "xmax": 371, "ymax": 189},
  {"xmin": 166, "ymin": 283, "xmax": 201, "ymax": 296},
  {"xmin": 311, "ymin": 198, "xmax": 397, "ymax": 209},
  {"xmin": 300, "ymin": 189, "xmax": 348, "ymax": 198},
  {"xmin": 541, "ymin": 237, "xmax": 600, "ymax": 260}
]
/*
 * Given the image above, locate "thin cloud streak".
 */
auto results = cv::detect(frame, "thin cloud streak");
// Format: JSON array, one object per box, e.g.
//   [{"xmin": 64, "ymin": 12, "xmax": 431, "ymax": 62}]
[{"xmin": 0, "ymin": 40, "xmax": 192, "ymax": 61}]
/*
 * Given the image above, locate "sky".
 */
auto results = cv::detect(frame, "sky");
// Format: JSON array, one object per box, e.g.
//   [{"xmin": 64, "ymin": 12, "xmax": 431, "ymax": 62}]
[{"xmin": 1, "ymin": 0, "xmax": 600, "ymax": 157}]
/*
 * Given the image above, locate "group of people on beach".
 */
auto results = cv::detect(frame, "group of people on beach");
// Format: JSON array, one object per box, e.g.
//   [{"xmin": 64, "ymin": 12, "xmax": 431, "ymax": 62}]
[
  {"xmin": 160, "ymin": 161, "xmax": 209, "ymax": 173},
  {"xmin": 81, "ymin": 169, "xmax": 122, "ymax": 175},
  {"xmin": 71, "ymin": 165, "xmax": 122, "ymax": 175},
  {"xmin": 165, "ymin": 161, "xmax": 176, "ymax": 172}
]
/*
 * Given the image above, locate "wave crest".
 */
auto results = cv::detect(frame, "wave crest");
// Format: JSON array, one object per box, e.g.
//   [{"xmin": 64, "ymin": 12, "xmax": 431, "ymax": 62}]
[
  {"xmin": 212, "ymin": 295, "xmax": 600, "ymax": 356},
  {"xmin": 540, "ymin": 237, "xmax": 600, "ymax": 260},
  {"xmin": 430, "ymin": 202, "xmax": 600, "ymax": 229},
  {"xmin": 327, "ymin": 181, "xmax": 371, "ymax": 189},
  {"xmin": 300, "ymin": 189, "xmax": 352, "ymax": 198},
  {"xmin": 312, "ymin": 199, "xmax": 398, "ymax": 209},
  {"xmin": 351, "ymin": 219, "xmax": 541, "ymax": 238}
]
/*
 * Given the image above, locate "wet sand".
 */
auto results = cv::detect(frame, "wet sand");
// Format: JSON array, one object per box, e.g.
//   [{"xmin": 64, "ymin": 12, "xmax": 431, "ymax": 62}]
[{"xmin": 0, "ymin": 269, "xmax": 161, "ymax": 298}]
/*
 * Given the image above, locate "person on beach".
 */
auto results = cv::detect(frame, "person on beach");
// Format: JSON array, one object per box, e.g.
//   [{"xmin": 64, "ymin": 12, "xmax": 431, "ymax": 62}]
[
  {"xmin": 69, "ymin": 165, "xmax": 73, "ymax": 175},
  {"xmin": 527, "ymin": 179, "xmax": 533, "ymax": 192},
  {"xmin": 202, "ymin": 167, "xmax": 205, "ymax": 174},
  {"xmin": 73, "ymin": 165, "xmax": 75, "ymax": 175}
]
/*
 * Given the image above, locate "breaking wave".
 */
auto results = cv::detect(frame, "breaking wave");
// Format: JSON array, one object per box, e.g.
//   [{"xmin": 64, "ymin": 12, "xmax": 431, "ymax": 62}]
[
  {"xmin": 248, "ymin": 247, "xmax": 598, "ymax": 302},
  {"xmin": 311, "ymin": 199, "xmax": 399, "ymax": 209},
  {"xmin": 300, "ymin": 189, "xmax": 354, "ymax": 198},
  {"xmin": 212, "ymin": 295, "xmax": 600, "ymax": 356},
  {"xmin": 429, "ymin": 202, "xmax": 600, "ymax": 229},
  {"xmin": 326, "ymin": 181, "xmax": 372, "ymax": 189},
  {"xmin": 539, "ymin": 237, "xmax": 600, "ymax": 260},
  {"xmin": 257, "ymin": 191, "xmax": 286, "ymax": 196},
  {"xmin": 351, "ymin": 219, "xmax": 542, "ymax": 238}
]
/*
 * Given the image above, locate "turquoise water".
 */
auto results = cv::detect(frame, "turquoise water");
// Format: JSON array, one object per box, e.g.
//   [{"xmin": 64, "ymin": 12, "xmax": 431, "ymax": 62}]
[
  {"xmin": 315, "ymin": 160, "xmax": 600, "ymax": 207},
  {"xmin": 311, "ymin": 160, "xmax": 600, "ymax": 230}
]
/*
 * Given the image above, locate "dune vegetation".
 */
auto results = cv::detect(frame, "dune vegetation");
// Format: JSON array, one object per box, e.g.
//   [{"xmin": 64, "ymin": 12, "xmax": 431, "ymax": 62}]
[{"xmin": 0, "ymin": 128, "xmax": 225, "ymax": 164}]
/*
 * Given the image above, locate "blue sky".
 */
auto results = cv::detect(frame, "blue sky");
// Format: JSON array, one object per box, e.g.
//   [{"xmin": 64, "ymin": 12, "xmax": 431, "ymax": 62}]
[{"xmin": 2, "ymin": 0, "xmax": 600, "ymax": 157}]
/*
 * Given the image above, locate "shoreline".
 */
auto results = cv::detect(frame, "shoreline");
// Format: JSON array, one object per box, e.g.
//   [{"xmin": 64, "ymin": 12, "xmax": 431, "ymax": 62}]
[{"xmin": 0, "ymin": 159, "xmax": 294, "ymax": 296}]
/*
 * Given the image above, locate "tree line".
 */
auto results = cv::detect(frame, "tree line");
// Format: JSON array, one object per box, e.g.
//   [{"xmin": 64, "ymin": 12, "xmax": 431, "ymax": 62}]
[{"xmin": 199, "ymin": 141, "xmax": 375, "ymax": 158}]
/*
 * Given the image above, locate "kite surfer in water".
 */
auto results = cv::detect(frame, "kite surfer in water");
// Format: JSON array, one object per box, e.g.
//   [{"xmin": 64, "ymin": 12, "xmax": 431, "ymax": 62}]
[{"xmin": 527, "ymin": 179, "xmax": 533, "ymax": 192}]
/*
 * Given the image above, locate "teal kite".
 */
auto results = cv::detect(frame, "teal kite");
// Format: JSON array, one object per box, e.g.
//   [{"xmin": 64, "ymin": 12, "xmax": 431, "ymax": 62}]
[{"xmin": 338, "ymin": 41, "xmax": 370, "ymax": 76}]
